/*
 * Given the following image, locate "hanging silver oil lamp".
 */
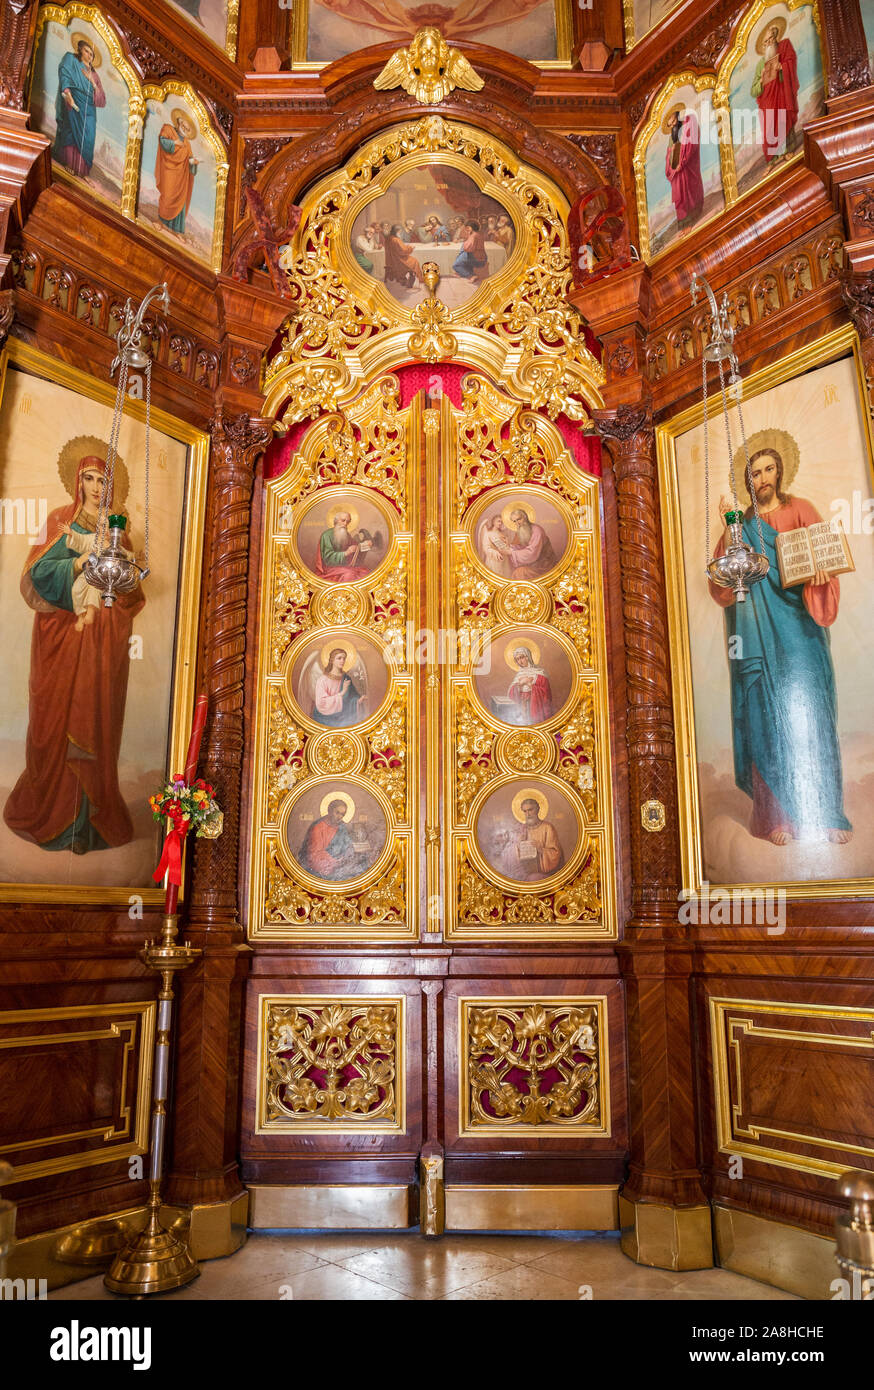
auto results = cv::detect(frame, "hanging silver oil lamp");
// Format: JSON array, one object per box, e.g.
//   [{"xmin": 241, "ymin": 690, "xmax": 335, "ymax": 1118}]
[
  {"xmin": 691, "ymin": 272, "xmax": 769, "ymax": 603},
  {"xmin": 83, "ymin": 283, "xmax": 169, "ymax": 604}
]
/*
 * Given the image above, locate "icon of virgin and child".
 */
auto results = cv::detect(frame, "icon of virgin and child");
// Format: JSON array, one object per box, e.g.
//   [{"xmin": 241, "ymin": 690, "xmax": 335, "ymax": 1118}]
[
  {"xmin": 476, "ymin": 501, "xmax": 560, "ymax": 580},
  {"xmin": 4, "ymin": 437, "xmax": 143, "ymax": 856}
]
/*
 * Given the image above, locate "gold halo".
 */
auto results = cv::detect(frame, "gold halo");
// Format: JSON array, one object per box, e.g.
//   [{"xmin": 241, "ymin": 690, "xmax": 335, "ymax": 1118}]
[
  {"xmin": 732, "ymin": 428, "xmax": 800, "ymax": 500},
  {"xmin": 70, "ymin": 32, "xmax": 102, "ymax": 67},
  {"xmin": 319, "ymin": 638, "xmax": 358, "ymax": 671},
  {"xmin": 57, "ymin": 436, "xmax": 129, "ymax": 509},
  {"xmin": 504, "ymin": 638, "xmax": 541, "ymax": 670},
  {"xmin": 322, "ymin": 503, "xmax": 360, "ymax": 535},
  {"xmin": 171, "ymin": 108, "xmax": 196, "ymax": 133},
  {"xmin": 661, "ymin": 101, "xmax": 686, "ymax": 134},
  {"xmin": 756, "ymin": 15, "xmax": 787, "ymax": 53},
  {"xmin": 501, "ymin": 501, "xmax": 535, "ymax": 530},
  {"xmin": 511, "ymin": 787, "xmax": 549, "ymax": 822},
  {"xmin": 319, "ymin": 790, "xmax": 355, "ymax": 821}
]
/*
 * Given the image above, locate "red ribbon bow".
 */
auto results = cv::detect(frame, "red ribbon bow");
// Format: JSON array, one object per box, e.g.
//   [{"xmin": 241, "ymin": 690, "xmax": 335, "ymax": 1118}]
[{"xmin": 152, "ymin": 814, "xmax": 190, "ymax": 887}]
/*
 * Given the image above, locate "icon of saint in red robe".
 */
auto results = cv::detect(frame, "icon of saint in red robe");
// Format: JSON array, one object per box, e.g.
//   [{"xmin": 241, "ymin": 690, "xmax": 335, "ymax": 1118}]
[
  {"xmin": 506, "ymin": 645, "xmax": 553, "ymax": 726},
  {"xmin": 664, "ymin": 103, "xmax": 704, "ymax": 232},
  {"xmin": 751, "ymin": 18, "xmax": 799, "ymax": 163}
]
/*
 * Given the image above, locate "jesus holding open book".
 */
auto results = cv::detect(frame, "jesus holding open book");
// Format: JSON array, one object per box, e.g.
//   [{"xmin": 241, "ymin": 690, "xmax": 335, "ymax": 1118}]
[{"xmin": 709, "ymin": 433, "xmax": 853, "ymax": 847}]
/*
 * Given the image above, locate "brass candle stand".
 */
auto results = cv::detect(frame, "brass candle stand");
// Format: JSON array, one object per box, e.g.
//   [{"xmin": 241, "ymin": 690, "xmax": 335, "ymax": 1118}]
[{"xmin": 104, "ymin": 913, "xmax": 201, "ymax": 1297}]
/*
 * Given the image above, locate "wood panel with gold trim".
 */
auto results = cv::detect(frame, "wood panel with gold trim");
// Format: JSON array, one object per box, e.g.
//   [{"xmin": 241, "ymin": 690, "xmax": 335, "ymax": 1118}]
[
  {"xmin": 709, "ymin": 994, "xmax": 874, "ymax": 1179},
  {"xmin": 0, "ymin": 1000, "xmax": 154, "ymax": 1184}
]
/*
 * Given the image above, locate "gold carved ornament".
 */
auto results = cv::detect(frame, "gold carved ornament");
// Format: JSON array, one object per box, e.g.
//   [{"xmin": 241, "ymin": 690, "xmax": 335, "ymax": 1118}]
[
  {"xmin": 264, "ymin": 117, "xmax": 603, "ymax": 425},
  {"xmin": 265, "ymin": 1001, "xmax": 400, "ymax": 1126},
  {"xmin": 465, "ymin": 1003, "xmax": 601, "ymax": 1129},
  {"xmin": 373, "ymin": 27, "xmax": 484, "ymax": 105}
]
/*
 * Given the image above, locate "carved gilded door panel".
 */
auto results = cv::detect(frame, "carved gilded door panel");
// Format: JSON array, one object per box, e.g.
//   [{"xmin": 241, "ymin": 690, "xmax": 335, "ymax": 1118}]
[
  {"xmin": 249, "ymin": 378, "xmax": 422, "ymax": 942},
  {"xmin": 241, "ymin": 116, "xmax": 627, "ymax": 1223}
]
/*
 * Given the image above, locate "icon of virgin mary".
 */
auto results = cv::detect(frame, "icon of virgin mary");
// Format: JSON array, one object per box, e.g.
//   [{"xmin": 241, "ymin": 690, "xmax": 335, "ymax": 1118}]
[{"xmin": 3, "ymin": 438, "xmax": 144, "ymax": 855}]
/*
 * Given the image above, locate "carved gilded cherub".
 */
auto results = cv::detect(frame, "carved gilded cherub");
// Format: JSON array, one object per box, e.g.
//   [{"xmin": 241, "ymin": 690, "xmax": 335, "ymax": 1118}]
[{"xmin": 373, "ymin": 26, "xmax": 483, "ymax": 106}]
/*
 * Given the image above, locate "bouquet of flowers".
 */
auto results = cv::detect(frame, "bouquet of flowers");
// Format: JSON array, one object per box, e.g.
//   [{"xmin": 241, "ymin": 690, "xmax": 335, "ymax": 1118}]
[{"xmin": 150, "ymin": 776, "xmax": 223, "ymax": 886}]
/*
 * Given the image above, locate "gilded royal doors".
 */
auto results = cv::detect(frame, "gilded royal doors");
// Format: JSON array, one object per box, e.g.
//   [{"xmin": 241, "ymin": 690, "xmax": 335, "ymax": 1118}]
[{"xmin": 248, "ymin": 372, "xmax": 615, "ymax": 942}]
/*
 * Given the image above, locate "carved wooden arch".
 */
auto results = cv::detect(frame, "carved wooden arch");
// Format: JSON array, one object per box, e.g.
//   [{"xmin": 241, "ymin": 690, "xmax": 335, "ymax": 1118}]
[{"xmin": 230, "ymin": 84, "xmax": 603, "ymax": 278}]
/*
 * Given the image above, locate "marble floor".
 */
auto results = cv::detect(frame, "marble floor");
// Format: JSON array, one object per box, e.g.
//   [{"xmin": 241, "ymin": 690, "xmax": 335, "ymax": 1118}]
[{"xmin": 49, "ymin": 1231, "xmax": 800, "ymax": 1302}]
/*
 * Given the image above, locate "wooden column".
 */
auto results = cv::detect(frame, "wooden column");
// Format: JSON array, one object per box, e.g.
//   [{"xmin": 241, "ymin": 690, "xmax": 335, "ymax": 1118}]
[
  {"xmin": 164, "ymin": 278, "xmax": 287, "ymax": 1245},
  {"xmin": 571, "ymin": 264, "xmax": 711, "ymax": 1269}
]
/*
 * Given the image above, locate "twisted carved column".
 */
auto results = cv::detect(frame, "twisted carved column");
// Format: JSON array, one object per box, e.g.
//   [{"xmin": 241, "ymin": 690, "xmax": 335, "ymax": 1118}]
[
  {"xmin": 165, "ymin": 410, "xmax": 271, "ymax": 1213},
  {"xmin": 596, "ymin": 404, "xmax": 708, "ymax": 1243},
  {"xmin": 595, "ymin": 404, "xmax": 681, "ymax": 922},
  {"xmin": 190, "ymin": 411, "xmax": 272, "ymax": 927}
]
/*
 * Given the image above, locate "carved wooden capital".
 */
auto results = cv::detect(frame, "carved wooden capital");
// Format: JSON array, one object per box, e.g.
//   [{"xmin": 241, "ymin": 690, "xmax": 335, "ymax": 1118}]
[
  {"xmin": 841, "ymin": 268, "xmax": 874, "ymax": 341},
  {"xmin": 0, "ymin": 289, "xmax": 14, "ymax": 348}
]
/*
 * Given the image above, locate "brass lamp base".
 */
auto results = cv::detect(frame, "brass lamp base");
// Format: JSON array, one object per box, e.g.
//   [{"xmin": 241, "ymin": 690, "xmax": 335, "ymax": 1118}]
[{"xmin": 104, "ymin": 1194, "xmax": 199, "ymax": 1297}]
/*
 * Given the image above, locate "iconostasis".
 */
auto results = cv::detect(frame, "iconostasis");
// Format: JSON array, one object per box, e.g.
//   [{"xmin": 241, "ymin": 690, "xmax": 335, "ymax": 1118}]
[
  {"xmin": 634, "ymin": 0, "xmax": 825, "ymax": 261},
  {"xmin": 27, "ymin": 2, "xmax": 229, "ymax": 269}
]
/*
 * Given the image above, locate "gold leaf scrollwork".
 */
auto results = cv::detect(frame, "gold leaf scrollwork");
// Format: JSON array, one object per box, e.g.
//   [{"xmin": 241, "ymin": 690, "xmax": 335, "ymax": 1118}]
[
  {"xmin": 271, "ymin": 545, "xmax": 312, "ymax": 668},
  {"xmin": 265, "ymin": 1000, "xmax": 400, "ymax": 1127},
  {"xmin": 465, "ymin": 1002, "xmax": 601, "ymax": 1129},
  {"xmin": 556, "ymin": 689, "xmax": 597, "ymax": 819},
  {"xmin": 552, "ymin": 843, "xmax": 602, "ymax": 923},
  {"xmin": 459, "ymin": 862, "xmax": 505, "ymax": 924},
  {"xmin": 370, "ymin": 557, "xmax": 408, "ymax": 651},
  {"xmin": 408, "ymin": 262, "xmax": 459, "ymax": 363},
  {"xmin": 265, "ymin": 836, "xmax": 406, "ymax": 926},
  {"xmin": 456, "ymin": 700, "xmax": 495, "ymax": 820},
  {"xmin": 369, "ymin": 694, "xmax": 407, "ymax": 818},
  {"xmin": 267, "ymin": 691, "xmax": 306, "ymax": 821},
  {"xmin": 551, "ymin": 550, "xmax": 592, "ymax": 666},
  {"xmin": 455, "ymin": 561, "xmax": 495, "ymax": 632}
]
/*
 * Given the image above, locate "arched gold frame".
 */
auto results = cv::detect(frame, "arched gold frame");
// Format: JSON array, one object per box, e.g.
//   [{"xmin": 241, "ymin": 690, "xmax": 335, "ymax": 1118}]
[
  {"xmin": 466, "ymin": 771, "xmax": 590, "ymax": 896},
  {"xmin": 466, "ymin": 621, "xmax": 585, "ymax": 736},
  {"xmin": 280, "ymin": 624, "xmax": 397, "ymax": 738},
  {"xmin": 714, "ymin": 0, "xmax": 824, "ymax": 205},
  {"xmin": 264, "ymin": 116, "xmax": 604, "ymax": 426},
  {"xmin": 633, "ymin": 71, "xmax": 730, "ymax": 264},
  {"xmin": 140, "ymin": 79, "xmax": 229, "ymax": 272},
  {"xmin": 30, "ymin": 3, "xmax": 145, "ymax": 220},
  {"xmin": 633, "ymin": 0, "xmax": 825, "ymax": 261},
  {"xmin": 276, "ymin": 773, "xmax": 398, "ymax": 896}
]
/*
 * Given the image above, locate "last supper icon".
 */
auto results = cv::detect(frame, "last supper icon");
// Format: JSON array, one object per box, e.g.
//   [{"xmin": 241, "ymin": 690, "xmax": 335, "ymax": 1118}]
[
  {"xmin": 291, "ymin": 487, "xmax": 396, "ymax": 585},
  {"xmin": 287, "ymin": 630, "xmax": 389, "ymax": 731},
  {"xmin": 471, "ymin": 489, "xmax": 571, "ymax": 582},
  {"xmin": 474, "ymin": 780, "xmax": 582, "ymax": 886},
  {"xmin": 285, "ymin": 782, "xmax": 388, "ymax": 885},
  {"xmin": 349, "ymin": 165, "xmax": 516, "ymax": 311},
  {"xmin": 473, "ymin": 627, "xmax": 575, "ymax": 728}
]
